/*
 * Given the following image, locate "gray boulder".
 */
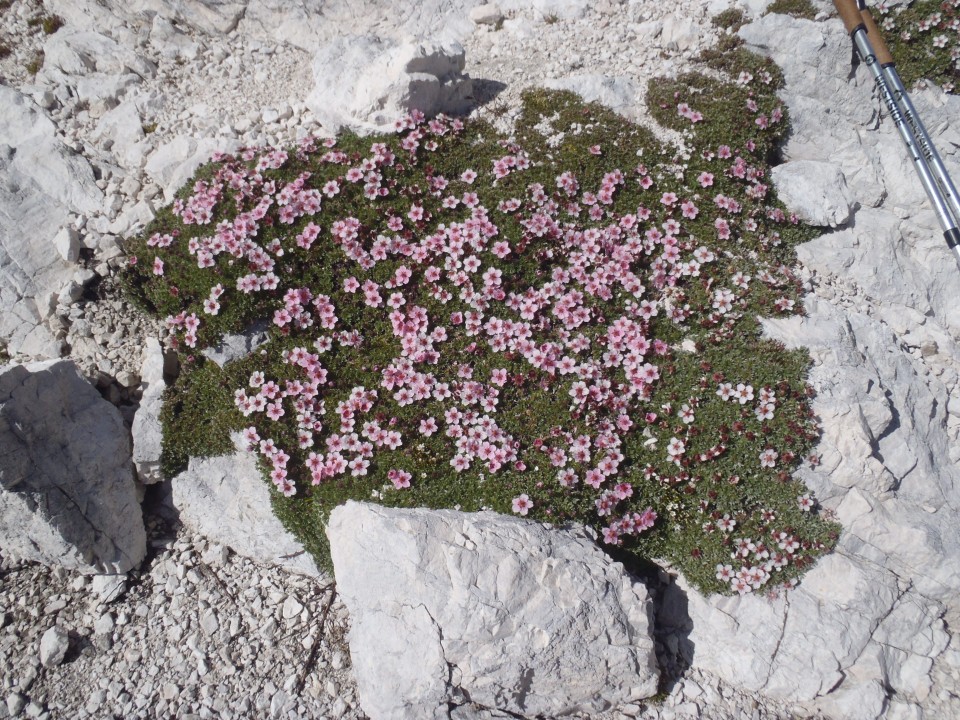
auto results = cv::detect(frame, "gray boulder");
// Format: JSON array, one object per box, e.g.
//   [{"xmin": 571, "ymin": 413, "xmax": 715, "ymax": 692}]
[
  {"xmin": 39, "ymin": 626, "xmax": 70, "ymax": 668},
  {"xmin": 170, "ymin": 439, "xmax": 321, "ymax": 577},
  {"xmin": 0, "ymin": 361, "xmax": 145, "ymax": 574},
  {"xmin": 328, "ymin": 502, "xmax": 658, "ymax": 720}
]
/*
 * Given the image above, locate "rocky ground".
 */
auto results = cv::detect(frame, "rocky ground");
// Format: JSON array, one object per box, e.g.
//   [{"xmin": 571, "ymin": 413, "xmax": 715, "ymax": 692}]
[
  {"xmin": 2, "ymin": 0, "xmax": 960, "ymax": 718},
  {"xmin": 0, "ymin": 496, "xmax": 830, "ymax": 720}
]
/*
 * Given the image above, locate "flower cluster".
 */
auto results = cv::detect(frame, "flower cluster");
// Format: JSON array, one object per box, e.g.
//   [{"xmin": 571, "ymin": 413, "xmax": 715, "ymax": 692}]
[
  {"xmin": 127, "ymin": 72, "xmax": 837, "ymax": 594},
  {"xmin": 877, "ymin": 0, "xmax": 960, "ymax": 94}
]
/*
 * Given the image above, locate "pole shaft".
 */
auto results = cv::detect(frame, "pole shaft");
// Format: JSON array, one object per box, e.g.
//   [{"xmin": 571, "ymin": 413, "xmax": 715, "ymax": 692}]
[
  {"xmin": 882, "ymin": 67, "xmax": 960, "ymax": 226},
  {"xmin": 850, "ymin": 28, "xmax": 960, "ymax": 246}
]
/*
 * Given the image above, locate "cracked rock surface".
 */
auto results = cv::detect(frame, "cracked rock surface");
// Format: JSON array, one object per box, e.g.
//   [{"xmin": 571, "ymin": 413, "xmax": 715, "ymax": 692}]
[{"xmin": 329, "ymin": 501, "xmax": 659, "ymax": 719}]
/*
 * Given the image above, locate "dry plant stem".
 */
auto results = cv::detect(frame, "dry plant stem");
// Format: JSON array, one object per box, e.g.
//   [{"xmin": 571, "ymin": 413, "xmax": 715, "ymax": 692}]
[{"xmin": 294, "ymin": 583, "xmax": 338, "ymax": 696}]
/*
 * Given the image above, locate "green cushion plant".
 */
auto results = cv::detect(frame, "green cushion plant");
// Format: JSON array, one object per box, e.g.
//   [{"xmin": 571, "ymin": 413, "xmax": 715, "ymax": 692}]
[
  {"xmin": 875, "ymin": 0, "xmax": 960, "ymax": 94},
  {"xmin": 123, "ymin": 40, "xmax": 839, "ymax": 596}
]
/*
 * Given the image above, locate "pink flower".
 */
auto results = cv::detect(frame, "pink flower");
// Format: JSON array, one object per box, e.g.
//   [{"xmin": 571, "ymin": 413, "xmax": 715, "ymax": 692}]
[
  {"xmin": 349, "ymin": 457, "xmax": 370, "ymax": 477},
  {"xmin": 266, "ymin": 402, "xmax": 285, "ymax": 421},
  {"xmin": 461, "ymin": 169, "xmax": 477, "ymax": 184},
  {"xmin": 512, "ymin": 494, "xmax": 533, "ymax": 515},
  {"xmin": 152, "ymin": 257, "xmax": 164, "ymax": 275},
  {"xmin": 601, "ymin": 527, "xmax": 620, "ymax": 545},
  {"xmin": 241, "ymin": 426, "xmax": 260, "ymax": 449},
  {"xmin": 388, "ymin": 468, "xmax": 412, "ymax": 489}
]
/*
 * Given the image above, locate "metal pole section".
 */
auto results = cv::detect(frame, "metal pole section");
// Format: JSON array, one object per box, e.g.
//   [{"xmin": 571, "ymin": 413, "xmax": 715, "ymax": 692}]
[
  {"xmin": 882, "ymin": 67, "xmax": 960, "ymax": 228},
  {"xmin": 850, "ymin": 29, "xmax": 960, "ymax": 263},
  {"xmin": 840, "ymin": 0, "xmax": 960, "ymax": 263}
]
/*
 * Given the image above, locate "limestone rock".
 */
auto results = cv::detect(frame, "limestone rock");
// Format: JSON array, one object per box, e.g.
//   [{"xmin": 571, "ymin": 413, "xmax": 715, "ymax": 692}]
[
  {"xmin": 93, "ymin": 100, "xmax": 147, "ymax": 170},
  {"xmin": 0, "ymin": 85, "xmax": 102, "ymax": 360},
  {"xmin": 328, "ymin": 502, "xmax": 658, "ymax": 720},
  {"xmin": 543, "ymin": 75, "xmax": 643, "ymax": 121},
  {"xmin": 170, "ymin": 439, "xmax": 321, "ymax": 577},
  {"xmin": 201, "ymin": 323, "xmax": 270, "ymax": 368},
  {"xmin": 470, "ymin": 4, "xmax": 503, "ymax": 26},
  {"xmin": 661, "ymin": 14, "xmax": 700, "ymax": 52},
  {"xmin": 39, "ymin": 626, "xmax": 70, "ymax": 667},
  {"xmin": 131, "ymin": 338, "xmax": 166, "ymax": 485},
  {"xmin": 305, "ymin": 36, "xmax": 474, "ymax": 134},
  {"xmin": 47, "ymin": 0, "xmax": 244, "ymax": 36},
  {"xmin": 43, "ymin": 29, "xmax": 156, "ymax": 79},
  {"xmin": 54, "ymin": 226, "xmax": 80, "ymax": 264},
  {"xmin": 91, "ymin": 575, "xmax": 128, "ymax": 604},
  {"xmin": 148, "ymin": 16, "xmax": 204, "ymax": 61},
  {"xmin": 0, "ymin": 361, "xmax": 145, "ymax": 574},
  {"xmin": 145, "ymin": 135, "xmax": 238, "ymax": 202},
  {"xmin": 501, "ymin": 0, "xmax": 589, "ymax": 21},
  {"xmin": 770, "ymin": 160, "xmax": 856, "ymax": 227},
  {"xmin": 5, "ymin": 693, "xmax": 25, "ymax": 718}
]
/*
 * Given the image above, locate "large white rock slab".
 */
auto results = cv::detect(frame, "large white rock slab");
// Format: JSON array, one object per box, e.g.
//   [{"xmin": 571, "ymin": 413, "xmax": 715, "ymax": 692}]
[
  {"xmin": 674, "ymin": 293, "xmax": 960, "ymax": 717},
  {"xmin": 328, "ymin": 501, "xmax": 658, "ymax": 720},
  {"xmin": 0, "ymin": 85, "xmax": 103, "ymax": 360},
  {"xmin": 43, "ymin": 29, "xmax": 156, "ymax": 79},
  {"xmin": 0, "ymin": 361, "xmax": 145, "ymax": 574},
  {"xmin": 770, "ymin": 160, "xmax": 856, "ymax": 227},
  {"xmin": 170, "ymin": 441, "xmax": 321, "ymax": 577},
  {"xmin": 144, "ymin": 135, "xmax": 237, "ymax": 202},
  {"xmin": 306, "ymin": 35, "xmax": 474, "ymax": 134},
  {"xmin": 48, "ymin": 0, "xmax": 245, "ymax": 36}
]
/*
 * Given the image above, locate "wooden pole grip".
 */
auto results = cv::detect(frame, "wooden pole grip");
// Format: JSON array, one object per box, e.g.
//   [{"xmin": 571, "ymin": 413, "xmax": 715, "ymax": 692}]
[
  {"xmin": 860, "ymin": 8, "xmax": 895, "ymax": 65},
  {"xmin": 834, "ymin": 0, "xmax": 864, "ymax": 34}
]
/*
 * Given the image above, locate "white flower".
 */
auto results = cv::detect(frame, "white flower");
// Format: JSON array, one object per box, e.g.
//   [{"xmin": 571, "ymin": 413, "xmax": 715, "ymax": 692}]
[
  {"xmin": 667, "ymin": 437, "xmax": 685, "ymax": 458},
  {"xmin": 759, "ymin": 448, "xmax": 778, "ymax": 468}
]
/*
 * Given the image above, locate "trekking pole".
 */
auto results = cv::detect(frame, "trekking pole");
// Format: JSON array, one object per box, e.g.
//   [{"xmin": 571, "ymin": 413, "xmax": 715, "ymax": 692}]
[
  {"xmin": 859, "ymin": 3, "xmax": 960, "ymax": 229},
  {"xmin": 834, "ymin": 0, "xmax": 960, "ymax": 264}
]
